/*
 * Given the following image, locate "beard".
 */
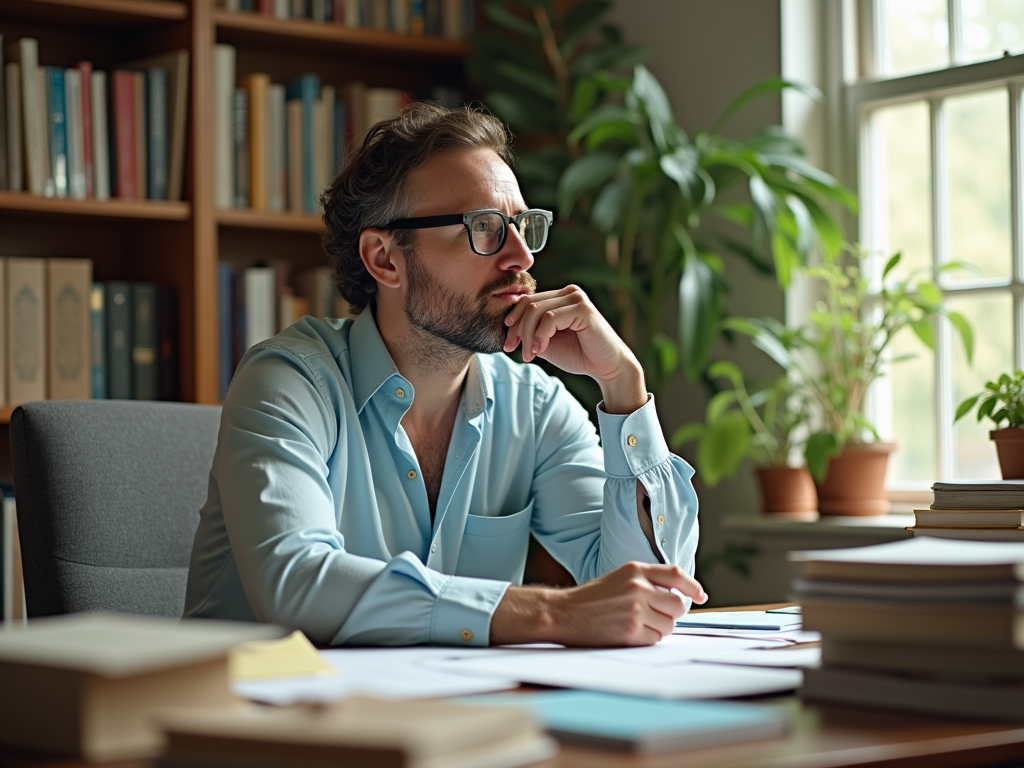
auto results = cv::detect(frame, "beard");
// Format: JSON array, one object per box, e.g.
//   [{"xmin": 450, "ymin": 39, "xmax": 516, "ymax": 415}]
[{"xmin": 404, "ymin": 247, "xmax": 537, "ymax": 355}]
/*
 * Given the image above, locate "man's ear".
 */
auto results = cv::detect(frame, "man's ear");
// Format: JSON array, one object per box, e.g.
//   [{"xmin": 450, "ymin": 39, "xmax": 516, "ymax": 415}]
[{"xmin": 359, "ymin": 229, "xmax": 403, "ymax": 290}]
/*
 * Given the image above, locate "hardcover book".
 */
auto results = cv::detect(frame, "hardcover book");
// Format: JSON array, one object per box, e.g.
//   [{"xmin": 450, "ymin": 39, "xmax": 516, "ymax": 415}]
[
  {"xmin": 131, "ymin": 282, "xmax": 159, "ymax": 400},
  {"xmin": 6, "ymin": 258, "xmax": 46, "ymax": 406},
  {"xmin": 105, "ymin": 281, "xmax": 132, "ymax": 399},
  {"xmin": 46, "ymin": 258, "xmax": 92, "ymax": 400}
]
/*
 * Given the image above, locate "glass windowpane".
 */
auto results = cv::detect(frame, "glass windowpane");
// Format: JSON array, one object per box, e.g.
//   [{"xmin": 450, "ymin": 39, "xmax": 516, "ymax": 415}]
[
  {"xmin": 962, "ymin": 0, "xmax": 1024, "ymax": 63},
  {"xmin": 947, "ymin": 89, "xmax": 1012, "ymax": 281},
  {"xmin": 950, "ymin": 293, "xmax": 1013, "ymax": 479},
  {"xmin": 886, "ymin": 0, "xmax": 950, "ymax": 76},
  {"xmin": 888, "ymin": 325, "xmax": 937, "ymax": 483}
]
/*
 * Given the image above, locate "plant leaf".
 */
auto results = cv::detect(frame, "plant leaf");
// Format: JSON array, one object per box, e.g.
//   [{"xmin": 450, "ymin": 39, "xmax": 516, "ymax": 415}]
[
  {"xmin": 708, "ymin": 360, "xmax": 744, "ymax": 389},
  {"xmin": 910, "ymin": 318, "xmax": 936, "ymax": 349},
  {"xmin": 632, "ymin": 65, "xmax": 674, "ymax": 153},
  {"xmin": 557, "ymin": 152, "xmax": 619, "ymax": 215},
  {"xmin": 916, "ymin": 280, "xmax": 942, "ymax": 307},
  {"xmin": 670, "ymin": 422, "xmax": 706, "ymax": 448},
  {"xmin": 712, "ymin": 78, "xmax": 823, "ymax": 135},
  {"xmin": 567, "ymin": 104, "xmax": 636, "ymax": 144},
  {"xmin": 955, "ymin": 393, "xmax": 981, "ymax": 422},
  {"xmin": 678, "ymin": 254, "xmax": 719, "ymax": 381},
  {"xmin": 946, "ymin": 310, "xmax": 974, "ymax": 364},
  {"xmin": 882, "ymin": 252, "xmax": 902, "ymax": 279},
  {"xmin": 698, "ymin": 411, "xmax": 751, "ymax": 487},
  {"xmin": 483, "ymin": 2, "xmax": 541, "ymax": 38},
  {"xmin": 494, "ymin": 61, "xmax": 559, "ymax": 101},
  {"xmin": 978, "ymin": 395, "xmax": 999, "ymax": 423},
  {"xmin": 805, "ymin": 430, "xmax": 841, "ymax": 483}
]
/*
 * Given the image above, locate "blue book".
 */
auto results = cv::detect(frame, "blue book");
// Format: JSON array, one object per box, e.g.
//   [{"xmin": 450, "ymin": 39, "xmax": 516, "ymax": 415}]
[
  {"xmin": 146, "ymin": 67, "xmax": 169, "ymax": 200},
  {"xmin": 468, "ymin": 690, "xmax": 787, "ymax": 754},
  {"xmin": 90, "ymin": 283, "xmax": 107, "ymax": 399},
  {"xmin": 47, "ymin": 66, "xmax": 68, "ymax": 198},
  {"xmin": 218, "ymin": 262, "xmax": 233, "ymax": 401},
  {"xmin": 285, "ymin": 73, "xmax": 319, "ymax": 213}
]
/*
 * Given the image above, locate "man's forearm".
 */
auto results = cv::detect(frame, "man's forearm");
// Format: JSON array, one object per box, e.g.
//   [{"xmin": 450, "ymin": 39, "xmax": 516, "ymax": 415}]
[{"xmin": 598, "ymin": 359, "xmax": 647, "ymax": 415}]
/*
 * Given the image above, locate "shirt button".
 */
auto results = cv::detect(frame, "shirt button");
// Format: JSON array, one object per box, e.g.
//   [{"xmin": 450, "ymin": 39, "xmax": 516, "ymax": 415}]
[
  {"xmin": 407, "ymin": 470, "xmax": 417, "ymax": 480},
  {"xmin": 395, "ymin": 387, "xmax": 405, "ymax": 398},
  {"xmin": 430, "ymin": 543, "xmax": 437, "ymax": 553},
  {"xmin": 661, "ymin": 538, "xmax": 668, "ymax": 546},
  {"xmin": 657, "ymin": 515, "xmax": 665, "ymax": 525},
  {"xmin": 460, "ymin": 629, "xmax": 473, "ymax": 642},
  {"xmin": 627, "ymin": 435, "xmax": 637, "ymax": 447}
]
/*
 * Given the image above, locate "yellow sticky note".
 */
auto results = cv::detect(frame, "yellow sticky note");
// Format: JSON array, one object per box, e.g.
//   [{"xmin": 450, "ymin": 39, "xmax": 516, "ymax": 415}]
[{"xmin": 229, "ymin": 630, "xmax": 337, "ymax": 681}]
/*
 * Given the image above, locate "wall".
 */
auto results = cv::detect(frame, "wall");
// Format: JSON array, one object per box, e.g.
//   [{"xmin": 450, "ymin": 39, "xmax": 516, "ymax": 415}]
[{"xmin": 606, "ymin": 0, "xmax": 798, "ymax": 604}]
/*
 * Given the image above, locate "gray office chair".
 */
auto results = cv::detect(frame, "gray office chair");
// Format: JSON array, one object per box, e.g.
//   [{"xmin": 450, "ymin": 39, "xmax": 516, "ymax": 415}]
[{"xmin": 9, "ymin": 400, "xmax": 221, "ymax": 618}]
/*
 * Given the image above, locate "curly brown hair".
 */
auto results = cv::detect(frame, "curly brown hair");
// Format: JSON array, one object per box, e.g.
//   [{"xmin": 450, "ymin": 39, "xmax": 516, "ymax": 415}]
[{"xmin": 320, "ymin": 102, "xmax": 513, "ymax": 313}]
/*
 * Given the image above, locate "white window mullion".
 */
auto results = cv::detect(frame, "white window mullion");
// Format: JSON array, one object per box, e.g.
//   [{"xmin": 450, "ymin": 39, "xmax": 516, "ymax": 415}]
[
  {"xmin": 1011, "ymin": 81, "xmax": 1024, "ymax": 370},
  {"xmin": 931, "ymin": 96, "xmax": 955, "ymax": 480},
  {"xmin": 948, "ymin": 0, "xmax": 965, "ymax": 66},
  {"xmin": 867, "ymin": 0, "xmax": 887, "ymax": 77}
]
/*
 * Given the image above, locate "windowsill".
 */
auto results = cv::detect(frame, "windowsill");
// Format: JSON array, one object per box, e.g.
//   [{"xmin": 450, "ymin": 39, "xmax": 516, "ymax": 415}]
[{"xmin": 723, "ymin": 512, "xmax": 916, "ymax": 536}]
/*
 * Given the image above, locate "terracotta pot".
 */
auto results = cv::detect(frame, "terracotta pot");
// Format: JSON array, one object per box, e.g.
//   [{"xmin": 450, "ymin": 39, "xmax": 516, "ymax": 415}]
[
  {"xmin": 756, "ymin": 466, "xmax": 818, "ymax": 517},
  {"xmin": 816, "ymin": 442, "xmax": 896, "ymax": 516},
  {"xmin": 992, "ymin": 428, "xmax": 1024, "ymax": 480}
]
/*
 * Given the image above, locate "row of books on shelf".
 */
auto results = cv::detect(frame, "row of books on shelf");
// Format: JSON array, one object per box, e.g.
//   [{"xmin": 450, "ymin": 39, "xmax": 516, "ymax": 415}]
[
  {"xmin": 0, "ymin": 36, "xmax": 189, "ymax": 201},
  {"xmin": 0, "ymin": 257, "xmax": 178, "ymax": 406},
  {"xmin": 909, "ymin": 479, "xmax": 1024, "ymax": 541},
  {"xmin": 218, "ymin": 0, "xmax": 478, "ymax": 39},
  {"xmin": 220, "ymin": 262, "xmax": 348, "ymax": 399},
  {"xmin": 215, "ymin": 44, "xmax": 446, "ymax": 213}
]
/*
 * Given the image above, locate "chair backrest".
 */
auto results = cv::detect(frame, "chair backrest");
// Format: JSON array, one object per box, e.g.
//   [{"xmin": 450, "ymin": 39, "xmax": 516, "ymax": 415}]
[{"xmin": 9, "ymin": 400, "xmax": 221, "ymax": 618}]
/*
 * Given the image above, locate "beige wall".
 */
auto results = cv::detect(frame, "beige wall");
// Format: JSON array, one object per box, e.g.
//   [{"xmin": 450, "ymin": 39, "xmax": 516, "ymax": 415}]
[{"xmin": 606, "ymin": 0, "xmax": 793, "ymax": 604}]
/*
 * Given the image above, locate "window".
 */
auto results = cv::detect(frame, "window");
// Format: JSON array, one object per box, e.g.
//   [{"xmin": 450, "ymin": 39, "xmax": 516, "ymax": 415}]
[{"xmin": 850, "ymin": 0, "xmax": 1024, "ymax": 489}]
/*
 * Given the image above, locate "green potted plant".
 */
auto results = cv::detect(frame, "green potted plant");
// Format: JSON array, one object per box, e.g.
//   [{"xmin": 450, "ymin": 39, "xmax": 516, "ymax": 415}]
[
  {"xmin": 955, "ymin": 370, "xmax": 1024, "ymax": 479},
  {"xmin": 671, "ymin": 361, "xmax": 817, "ymax": 517},
  {"xmin": 731, "ymin": 248, "xmax": 975, "ymax": 515}
]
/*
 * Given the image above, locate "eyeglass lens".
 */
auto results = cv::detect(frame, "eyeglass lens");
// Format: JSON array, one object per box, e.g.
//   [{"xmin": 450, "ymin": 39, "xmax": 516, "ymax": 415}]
[{"xmin": 469, "ymin": 212, "xmax": 548, "ymax": 255}]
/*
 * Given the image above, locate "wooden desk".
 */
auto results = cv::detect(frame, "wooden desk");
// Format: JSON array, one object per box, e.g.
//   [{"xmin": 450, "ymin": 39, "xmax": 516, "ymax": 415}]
[{"xmin": 3, "ymin": 606, "xmax": 1024, "ymax": 768}]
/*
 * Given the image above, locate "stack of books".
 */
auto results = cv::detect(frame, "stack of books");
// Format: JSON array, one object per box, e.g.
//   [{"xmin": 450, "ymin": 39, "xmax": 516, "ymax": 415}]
[
  {"xmin": 910, "ymin": 480, "xmax": 1024, "ymax": 541},
  {"xmin": 792, "ymin": 537, "xmax": 1024, "ymax": 720}
]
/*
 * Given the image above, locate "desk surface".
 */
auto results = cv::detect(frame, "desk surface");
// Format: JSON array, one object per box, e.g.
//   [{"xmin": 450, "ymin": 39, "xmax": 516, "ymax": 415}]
[{"xmin": 3, "ymin": 605, "xmax": 1024, "ymax": 768}]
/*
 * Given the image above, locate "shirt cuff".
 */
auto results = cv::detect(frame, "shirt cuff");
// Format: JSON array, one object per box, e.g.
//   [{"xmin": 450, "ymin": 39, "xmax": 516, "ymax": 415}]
[
  {"xmin": 432, "ymin": 574, "xmax": 510, "ymax": 647},
  {"xmin": 597, "ymin": 394, "xmax": 670, "ymax": 477}
]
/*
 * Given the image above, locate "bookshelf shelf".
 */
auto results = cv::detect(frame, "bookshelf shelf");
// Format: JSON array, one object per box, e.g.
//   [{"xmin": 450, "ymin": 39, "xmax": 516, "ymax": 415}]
[
  {"xmin": 0, "ymin": 192, "xmax": 191, "ymax": 222},
  {"xmin": 216, "ymin": 209, "xmax": 323, "ymax": 232},
  {"xmin": 0, "ymin": 406, "xmax": 14, "ymax": 425},
  {"xmin": 0, "ymin": 0, "xmax": 187, "ymax": 27},
  {"xmin": 213, "ymin": 10, "xmax": 471, "ymax": 59}
]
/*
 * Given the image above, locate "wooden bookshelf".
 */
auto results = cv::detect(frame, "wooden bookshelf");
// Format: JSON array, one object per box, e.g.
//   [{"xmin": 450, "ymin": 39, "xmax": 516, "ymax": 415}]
[
  {"xmin": 0, "ymin": 192, "xmax": 190, "ymax": 221},
  {"xmin": 0, "ymin": 0, "xmax": 187, "ymax": 27},
  {"xmin": 216, "ymin": 208, "xmax": 323, "ymax": 232}
]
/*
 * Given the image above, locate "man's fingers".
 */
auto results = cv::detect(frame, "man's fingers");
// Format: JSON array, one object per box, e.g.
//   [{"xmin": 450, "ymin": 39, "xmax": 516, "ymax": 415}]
[
  {"xmin": 649, "ymin": 588, "xmax": 687, "ymax": 620},
  {"xmin": 639, "ymin": 564, "xmax": 708, "ymax": 604}
]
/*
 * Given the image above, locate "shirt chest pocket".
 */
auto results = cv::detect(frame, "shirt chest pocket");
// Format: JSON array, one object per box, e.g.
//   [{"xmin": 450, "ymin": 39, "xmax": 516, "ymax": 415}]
[{"xmin": 455, "ymin": 499, "xmax": 533, "ymax": 584}]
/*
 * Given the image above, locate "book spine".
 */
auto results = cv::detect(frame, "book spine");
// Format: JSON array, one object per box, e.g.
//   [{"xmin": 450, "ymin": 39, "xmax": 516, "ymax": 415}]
[
  {"xmin": 273, "ymin": 0, "xmax": 290, "ymax": 19},
  {"xmin": 64, "ymin": 69, "xmax": 87, "ymax": 200},
  {"xmin": 320, "ymin": 84, "xmax": 334, "ymax": 190},
  {"xmin": 158, "ymin": 285, "xmax": 178, "ymax": 401},
  {"xmin": 47, "ymin": 67, "xmax": 68, "ymax": 198},
  {"xmin": 132, "ymin": 71, "xmax": 146, "ymax": 198},
  {"xmin": 5, "ymin": 63, "xmax": 23, "ymax": 192},
  {"xmin": 0, "ymin": 259, "xmax": 6, "ymax": 405},
  {"xmin": 105, "ymin": 281, "xmax": 132, "ymax": 399},
  {"xmin": 77, "ymin": 62, "xmax": 94, "ymax": 198},
  {"xmin": 6, "ymin": 258, "xmax": 47, "ymax": 406},
  {"xmin": 257, "ymin": 0, "xmax": 273, "ymax": 15},
  {"xmin": 147, "ymin": 67, "xmax": 169, "ymax": 201},
  {"xmin": 46, "ymin": 258, "xmax": 92, "ymax": 400},
  {"xmin": 409, "ymin": 0, "xmax": 424, "ymax": 34},
  {"xmin": 218, "ymin": 262, "xmax": 233, "ymax": 401},
  {"xmin": 344, "ymin": 0, "xmax": 360, "ymax": 25},
  {"xmin": 214, "ymin": 45, "xmax": 236, "ymax": 209},
  {"xmin": 243, "ymin": 73, "xmax": 269, "ymax": 210},
  {"xmin": 243, "ymin": 267, "xmax": 275, "ymax": 350},
  {"xmin": 267, "ymin": 83, "xmax": 286, "ymax": 212},
  {"xmin": 13, "ymin": 39, "xmax": 44, "ymax": 195},
  {"xmin": 167, "ymin": 51, "xmax": 189, "ymax": 202},
  {"xmin": 131, "ymin": 282, "xmax": 158, "ymax": 400},
  {"xmin": 311, "ymin": 0, "xmax": 326, "ymax": 22},
  {"xmin": 36, "ymin": 69, "xmax": 53, "ymax": 197},
  {"xmin": 312, "ymin": 98, "xmax": 326, "ymax": 210},
  {"xmin": 0, "ymin": 34, "xmax": 6, "ymax": 190},
  {"xmin": 111, "ymin": 71, "xmax": 137, "ymax": 199},
  {"xmin": 90, "ymin": 70, "xmax": 110, "ymax": 201},
  {"xmin": 233, "ymin": 87, "xmax": 249, "ymax": 208},
  {"xmin": 90, "ymin": 283, "xmax": 106, "ymax": 398},
  {"xmin": 333, "ymin": 98, "xmax": 346, "ymax": 176},
  {"xmin": 286, "ymin": 98, "xmax": 303, "ymax": 213}
]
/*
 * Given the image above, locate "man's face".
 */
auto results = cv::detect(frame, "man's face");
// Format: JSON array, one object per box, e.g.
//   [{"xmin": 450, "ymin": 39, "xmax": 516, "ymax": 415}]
[{"xmin": 398, "ymin": 148, "xmax": 537, "ymax": 354}]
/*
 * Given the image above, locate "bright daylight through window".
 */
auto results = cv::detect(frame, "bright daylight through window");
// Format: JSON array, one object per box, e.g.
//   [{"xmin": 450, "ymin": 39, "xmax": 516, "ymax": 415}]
[{"xmin": 855, "ymin": 0, "xmax": 1024, "ymax": 488}]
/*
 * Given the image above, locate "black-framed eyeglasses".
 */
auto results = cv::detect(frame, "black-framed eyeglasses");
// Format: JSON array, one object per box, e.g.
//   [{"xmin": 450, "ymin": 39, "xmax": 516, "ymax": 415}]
[{"xmin": 384, "ymin": 208, "xmax": 554, "ymax": 256}]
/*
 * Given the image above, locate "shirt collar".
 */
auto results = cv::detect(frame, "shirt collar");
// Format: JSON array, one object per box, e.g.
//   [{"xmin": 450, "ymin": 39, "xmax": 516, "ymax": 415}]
[{"xmin": 349, "ymin": 308, "xmax": 495, "ymax": 420}]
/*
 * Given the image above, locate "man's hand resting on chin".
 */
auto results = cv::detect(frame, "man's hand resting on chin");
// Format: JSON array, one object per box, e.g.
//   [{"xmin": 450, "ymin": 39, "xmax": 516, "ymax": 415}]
[{"xmin": 489, "ymin": 562, "xmax": 708, "ymax": 647}]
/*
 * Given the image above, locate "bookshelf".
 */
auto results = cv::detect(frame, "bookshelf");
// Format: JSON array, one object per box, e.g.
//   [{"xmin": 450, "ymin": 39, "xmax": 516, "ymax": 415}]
[{"xmin": 0, "ymin": 0, "xmax": 472, "ymax": 414}]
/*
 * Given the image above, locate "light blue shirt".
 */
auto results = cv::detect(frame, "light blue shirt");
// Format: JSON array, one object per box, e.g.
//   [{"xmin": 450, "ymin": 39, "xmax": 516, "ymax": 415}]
[{"xmin": 184, "ymin": 309, "xmax": 699, "ymax": 646}]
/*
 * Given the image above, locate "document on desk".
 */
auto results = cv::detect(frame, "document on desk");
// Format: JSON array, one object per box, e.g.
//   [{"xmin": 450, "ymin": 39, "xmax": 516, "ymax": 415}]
[
  {"xmin": 233, "ymin": 647, "xmax": 517, "ymax": 705},
  {"xmin": 677, "ymin": 611, "xmax": 802, "ymax": 631}
]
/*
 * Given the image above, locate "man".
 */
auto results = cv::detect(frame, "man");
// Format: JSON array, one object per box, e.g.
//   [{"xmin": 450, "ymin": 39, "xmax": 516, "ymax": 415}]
[{"xmin": 184, "ymin": 103, "xmax": 705, "ymax": 647}]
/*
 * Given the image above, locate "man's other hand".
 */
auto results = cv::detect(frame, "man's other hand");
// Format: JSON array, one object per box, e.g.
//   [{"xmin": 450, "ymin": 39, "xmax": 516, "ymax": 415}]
[
  {"xmin": 489, "ymin": 562, "xmax": 708, "ymax": 647},
  {"xmin": 502, "ymin": 285, "xmax": 646, "ymax": 414}
]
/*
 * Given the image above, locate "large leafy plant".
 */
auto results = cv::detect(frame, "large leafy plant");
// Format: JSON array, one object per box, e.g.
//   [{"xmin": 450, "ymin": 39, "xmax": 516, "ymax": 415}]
[{"xmin": 731, "ymin": 249, "xmax": 975, "ymax": 482}]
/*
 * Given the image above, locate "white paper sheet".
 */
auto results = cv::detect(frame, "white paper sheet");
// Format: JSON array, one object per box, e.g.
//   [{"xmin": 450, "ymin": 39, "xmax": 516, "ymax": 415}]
[
  {"xmin": 672, "ymin": 627, "xmax": 821, "ymax": 645},
  {"xmin": 677, "ymin": 611, "xmax": 802, "ymax": 631},
  {"xmin": 691, "ymin": 647, "xmax": 821, "ymax": 669},
  {"xmin": 233, "ymin": 647, "xmax": 517, "ymax": 705}
]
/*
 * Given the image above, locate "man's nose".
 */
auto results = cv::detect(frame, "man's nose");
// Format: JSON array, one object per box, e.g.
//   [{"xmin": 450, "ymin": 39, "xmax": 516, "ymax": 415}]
[{"xmin": 495, "ymin": 224, "xmax": 535, "ymax": 273}]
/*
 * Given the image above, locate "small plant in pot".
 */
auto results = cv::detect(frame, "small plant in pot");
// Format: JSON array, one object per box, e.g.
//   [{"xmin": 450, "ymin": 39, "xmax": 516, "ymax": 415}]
[
  {"xmin": 671, "ymin": 361, "xmax": 817, "ymax": 517},
  {"xmin": 731, "ymin": 247, "xmax": 975, "ymax": 515},
  {"xmin": 955, "ymin": 370, "xmax": 1024, "ymax": 479}
]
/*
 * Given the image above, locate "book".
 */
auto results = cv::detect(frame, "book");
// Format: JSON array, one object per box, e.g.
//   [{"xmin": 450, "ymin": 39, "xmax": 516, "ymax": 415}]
[
  {"xmin": 155, "ymin": 697, "xmax": 554, "ymax": 768},
  {"xmin": 133, "ymin": 71, "xmax": 146, "ymax": 198},
  {"xmin": 132, "ymin": 282, "xmax": 159, "ymax": 400},
  {"xmin": 64, "ymin": 67, "xmax": 86, "ymax": 199},
  {"xmin": 7, "ymin": 258, "xmax": 46, "ymax": 406},
  {"xmin": 213, "ymin": 44, "xmax": 236, "ymax": 209},
  {"xmin": 0, "ymin": 613, "xmax": 283, "ymax": 760},
  {"xmin": 218, "ymin": 262, "xmax": 233, "ymax": 400},
  {"xmin": 267, "ymin": 83, "xmax": 286, "ymax": 211},
  {"xmin": 242, "ymin": 72, "xmax": 270, "ymax": 210},
  {"xmin": 915, "ymin": 508, "xmax": 1024, "ymax": 528},
  {"xmin": 801, "ymin": 665, "xmax": 1024, "ymax": 722},
  {"xmin": 820, "ymin": 637, "xmax": 1024, "ymax": 679},
  {"xmin": 233, "ymin": 86, "xmax": 249, "ymax": 208},
  {"xmin": 4, "ymin": 38, "xmax": 43, "ymax": 195},
  {"xmin": 470, "ymin": 690, "xmax": 788, "ymax": 754},
  {"xmin": 790, "ymin": 537, "xmax": 1024, "ymax": 584},
  {"xmin": 0, "ymin": 260, "xmax": 7, "ymax": 403},
  {"xmin": 286, "ymin": 98, "xmax": 303, "ymax": 212},
  {"xmin": 36, "ymin": 68, "xmax": 53, "ymax": 196},
  {"xmin": 121, "ymin": 50, "xmax": 189, "ymax": 201},
  {"xmin": 90, "ymin": 282, "xmax": 106, "ymax": 398},
  {"xmin": 90, "ymin": 69, "xmax": 110, "ymax": 200},
  {"xmin": 243, "ymin": 267, "xmax": 275, "ymax": 350},
  {"xmin": 158, "ymin": 285, "xmax": 178, "ymax": 401},
  {"xmin": 105, "ymin": 281, "xmax": 132, "ymax": 399},
  {"xmin": 286, "ymin": 73, "xmax": 320, "ymax": 213},
  {"xmin": 931, "ymin": 480, "xmax": 1024, "ymax": 509},
  {"xmin": 111, "ymin": 70, "xmax": 137, "ymax": 199},
  {"xmin": 77, "ymin": 61, "xmax": 93, "ymax": 198},
  {"xmin": 910, "ymin": 526, "xmax": 1024, "ymax": 542},
  {"xmin": 46, "ymin": 66, "xmax": 68, "ymax": 198},
  {"xmin": 47, "ymin": 258, "xmax": 92, "ymax": 400},
  {"xmin": 296, "ymin": 265, "xmax": 347, "ymax": 318},
  {"xmin": 791, "ymin": 576, "xmax": 1023, "ymax": 602},
  {"xmin": 0, "ymin": 34, "xmax": 5, "ymax": 190},
  {"xmin": 144, "ymin": 67, "xmax": 169, "ymax": 200},
  {"xmin": 5, "ymin": 62, "xmax": 22, "ymax": 192}
]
